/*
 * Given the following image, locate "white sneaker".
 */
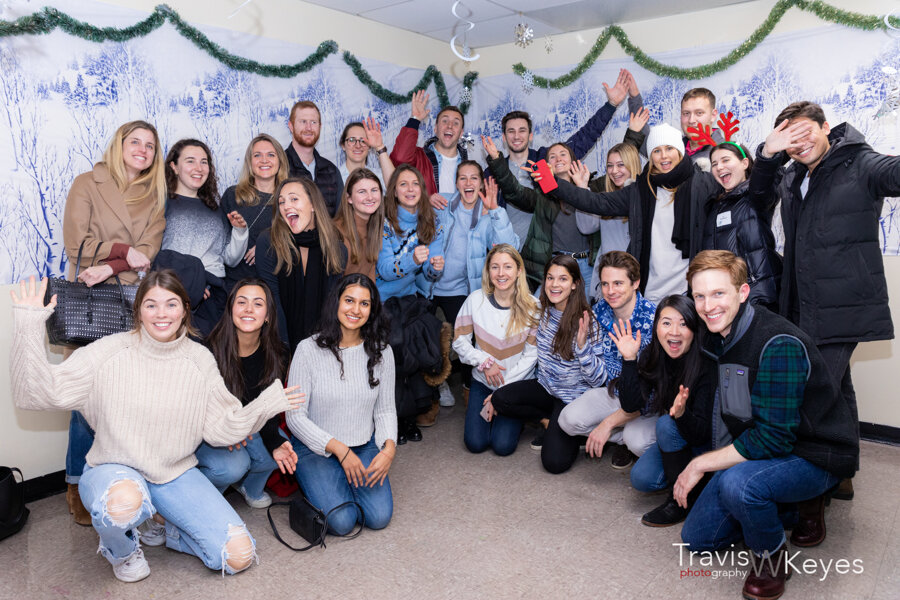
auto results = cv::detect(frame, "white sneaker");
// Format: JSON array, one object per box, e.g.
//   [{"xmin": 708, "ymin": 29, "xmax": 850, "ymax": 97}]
[
  {"xmin": 138, "ymin": 519, "xmax": 166, "ymax": 547},
  {"xmin": 438, "ymin": 382, "xmax": 456, "ymax": 407},
  {"xmin": 112, "ymin": 547, "xmax": 150, "ymax": 583},
  {"xmin": 236, "ymin": 485, "xmax": 272, "ymax": 509}
]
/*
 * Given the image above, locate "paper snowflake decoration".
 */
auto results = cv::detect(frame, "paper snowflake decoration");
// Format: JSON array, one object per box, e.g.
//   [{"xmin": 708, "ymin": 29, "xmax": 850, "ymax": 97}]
[
  {"xmin": 459, "ymin": 131, "xmax": 476, "ymax": 148},
  {"xmin": 514, "ymin": 22, "xmax": 534, "ymax": 48},
  {"xmin": 876, "ymin": 66, "xmax": 900, "ymax": 118},
  {"xmin": 544, "ymin": 35, "xmax": 553, "ymax": 54},
  {"xmin": 521, "ymin": 70, "xmax": 534, "ymax": 94},
  {"xmin": 459, "ymin": 86, "xmax": 472, "ymax": 105}
]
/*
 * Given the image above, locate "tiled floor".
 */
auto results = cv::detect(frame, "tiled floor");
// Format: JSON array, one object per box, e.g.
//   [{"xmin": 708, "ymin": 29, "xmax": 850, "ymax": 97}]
[{"xmin": 3, "ymin": 402, "xmax": 898, "ymax": 600}]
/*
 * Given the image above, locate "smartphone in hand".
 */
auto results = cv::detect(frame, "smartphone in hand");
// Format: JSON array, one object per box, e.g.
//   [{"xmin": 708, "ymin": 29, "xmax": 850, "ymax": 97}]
[{"xmin": 533, "ymin": 159, "xmax": 558, "ymax": 193}]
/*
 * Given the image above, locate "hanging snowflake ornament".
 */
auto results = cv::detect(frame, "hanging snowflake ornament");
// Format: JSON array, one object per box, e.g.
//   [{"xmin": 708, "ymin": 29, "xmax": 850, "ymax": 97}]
[
  {"xmin": 514, "ymin": 22, "xmax": 534, "ymax": 48},
  {"xmin": 544, "ymin": 35, "xmax": 554, "ymax": 54},
  {"xmin": 521, "ymin": 69, "xmax": 535, "ymax": 95},
  {"xmin": 459, "ymin": 131, "xmax": 476, "ymax": 148},
  {"xmin": 875, "ymin": 66, "xmax": 900, "ymax": 119},
  {"xmin": 459, "ymin": 85, "xmax": 472, "ymax": 105}
]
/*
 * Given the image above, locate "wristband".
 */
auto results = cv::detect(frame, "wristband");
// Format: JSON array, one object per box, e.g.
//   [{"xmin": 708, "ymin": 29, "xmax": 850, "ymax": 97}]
[
  {"xmin": 339, "ymin": 448, "xmax": 350, "ymax": 465},
  {"xmin": 375, "ymin": 146, "xmax": 388, "ymax": 155},
  {"xmin": 477, "ymin": 357, "xmax": 495, "ymax": 372}
]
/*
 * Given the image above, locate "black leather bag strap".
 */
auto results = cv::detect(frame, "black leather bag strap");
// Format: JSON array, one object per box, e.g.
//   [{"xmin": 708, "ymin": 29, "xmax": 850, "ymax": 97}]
[
  {"xmin": 267, "ymin": 499, "xmax": 365, "ymax": 551},
  {"xmin": 266, "ymin": 501, "xmax": 320, "ymax": 552}
]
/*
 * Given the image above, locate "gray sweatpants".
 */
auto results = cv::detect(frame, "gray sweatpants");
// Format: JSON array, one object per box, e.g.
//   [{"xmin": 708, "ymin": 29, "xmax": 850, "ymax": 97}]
[{"xmin": 557, "ymin": 387, "xmax": 658, "ymax": 456}]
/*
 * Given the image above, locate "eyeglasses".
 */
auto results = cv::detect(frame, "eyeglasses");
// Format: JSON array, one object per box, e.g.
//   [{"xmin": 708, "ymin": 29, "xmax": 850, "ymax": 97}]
[{"xmin": 344, "ymin": 137, "xmax": 368, "ymax": 146}]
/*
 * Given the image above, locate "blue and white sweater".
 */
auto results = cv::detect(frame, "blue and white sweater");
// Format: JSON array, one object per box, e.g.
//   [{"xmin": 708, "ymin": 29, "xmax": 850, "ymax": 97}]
[
  {"xmin": 536, "ymin": 307, "xmax": 608, "ymax": 403},
  {"xmin": 592, "ymin": 291, "xmax": 657, "ymax": 380},
  {"xmin": 375, "ymin": 206, "xmax": 444, "ymax": 300}
]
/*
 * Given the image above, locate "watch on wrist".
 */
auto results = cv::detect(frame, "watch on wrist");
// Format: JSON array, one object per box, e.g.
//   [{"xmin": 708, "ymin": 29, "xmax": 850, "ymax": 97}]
[{"xmin": 375, "ymin": 146, "xmax": 388, "ymax": 155}]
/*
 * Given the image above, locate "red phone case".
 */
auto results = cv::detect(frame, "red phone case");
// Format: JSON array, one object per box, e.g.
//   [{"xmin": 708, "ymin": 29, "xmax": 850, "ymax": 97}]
[{"xmin": 533, "ymin": 159, "xmax": 558, "ymax": 193}]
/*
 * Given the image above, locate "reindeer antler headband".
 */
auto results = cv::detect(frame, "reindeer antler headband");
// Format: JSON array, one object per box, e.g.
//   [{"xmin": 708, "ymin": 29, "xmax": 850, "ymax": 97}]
[{"xmin": 686, "ymin": 112, "xmax": 746, "ymax": 158}]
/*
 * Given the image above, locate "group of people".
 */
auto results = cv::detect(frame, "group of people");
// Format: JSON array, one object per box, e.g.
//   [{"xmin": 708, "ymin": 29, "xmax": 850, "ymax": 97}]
[{"xmin": 9, "ymin": 65, "xmax": 900, "ymax": 600}]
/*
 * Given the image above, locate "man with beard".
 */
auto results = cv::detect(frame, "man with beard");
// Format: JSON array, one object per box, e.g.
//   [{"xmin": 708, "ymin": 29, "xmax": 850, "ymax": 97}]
[{"xmin": 285, "ymin": 100, "xmax": 342, "ymax": 216}]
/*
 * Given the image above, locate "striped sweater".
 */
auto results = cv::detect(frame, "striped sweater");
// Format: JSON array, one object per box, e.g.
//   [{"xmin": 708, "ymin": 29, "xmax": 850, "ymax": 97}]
[
  {"xmin": 452, "ymin": 289, "xmax": 538, "ymax": 390},
  {"xmin": 536, "ymin": 306, "xmax": 608, "ymax": 403}
]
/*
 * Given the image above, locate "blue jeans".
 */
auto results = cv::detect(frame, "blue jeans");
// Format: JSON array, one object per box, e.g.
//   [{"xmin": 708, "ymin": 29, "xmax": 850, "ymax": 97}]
[
  {"xmin": 681, "ymin": 454, "xmax": 840, "ymax": 554},
  {"xmin": 463, "ymin": 379, "xmax": 523, "ymax": 456},
  {"xmin": 630, "ymin": 414, "xmax": 688, "ymax": 492},
  {"xmin": 79, "ymin": 464, "xmax": 255, "ymax": 573},
  {"xmin": 195, "ymin": 436, "xmax": 277, "ymax": 499},
  {"xmin": 66, "ymin": 411, "xmax": 95, "ymax": 484},
  {"xmin": 292, "ymin": 436, "xmax": 393, "ymax": 536}
]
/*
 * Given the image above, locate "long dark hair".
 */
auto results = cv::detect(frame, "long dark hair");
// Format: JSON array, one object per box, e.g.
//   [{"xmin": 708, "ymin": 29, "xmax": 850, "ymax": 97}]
[
  {"xmin": 206, "ymin": 278, "xmax": 287, "ymax": 400},
  {"xmin": 164, "ymin": 138, "xmax": 219, "ymax": 211},
  {"xmin": 539, "ymin": 254, "xmax": 594, "ymax": 361},
  {"xmin": 637, "ymin": 295, "xmax": 705, "ymax": 415},
  {"xmin": 313, "ymin": 274, "xmax": 390, "ymax": 388}
]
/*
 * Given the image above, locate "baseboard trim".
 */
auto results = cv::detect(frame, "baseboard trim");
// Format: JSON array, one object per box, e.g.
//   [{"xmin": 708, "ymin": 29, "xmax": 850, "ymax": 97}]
[
  {"xmin": 23, "ymin": 469, "xmax": 66, "ymax": 503},
  {"xmin": 860, "ymin": 422, "xmax": 900, "ymax": 446}
]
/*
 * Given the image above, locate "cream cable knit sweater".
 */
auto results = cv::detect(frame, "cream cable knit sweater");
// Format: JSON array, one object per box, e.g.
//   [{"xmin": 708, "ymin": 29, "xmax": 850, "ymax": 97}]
[{"xmin": 10, "ymin": 305, "xmax": 291, "ymax": 484}]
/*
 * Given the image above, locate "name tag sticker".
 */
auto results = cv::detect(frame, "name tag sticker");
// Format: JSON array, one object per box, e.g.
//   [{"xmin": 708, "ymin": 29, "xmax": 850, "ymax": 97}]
[{"xmin": 717, "ymin": 211, "xmax": 732, "ymax": 227}]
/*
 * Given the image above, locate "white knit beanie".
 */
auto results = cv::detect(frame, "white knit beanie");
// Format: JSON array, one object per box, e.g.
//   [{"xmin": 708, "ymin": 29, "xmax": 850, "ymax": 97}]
[{"xmin": 646, "ymin": 123, "xmax": 685, "ymax": 157}]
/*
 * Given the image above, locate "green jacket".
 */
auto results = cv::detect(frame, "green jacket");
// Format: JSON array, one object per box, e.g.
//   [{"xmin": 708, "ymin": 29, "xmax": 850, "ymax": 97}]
[{"xmin": 488, "ymin": 156, "xmax": 601, "ymax": 288}]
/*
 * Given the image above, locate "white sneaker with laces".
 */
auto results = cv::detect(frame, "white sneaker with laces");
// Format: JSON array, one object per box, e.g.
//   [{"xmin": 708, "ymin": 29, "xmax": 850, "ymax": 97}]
[
  {"xmin": 138, "ymin": 519, "xmax": 166, "ymax": 547},
  {"xmin": 112, "ymin": 547, "xmax": 150, "ymax": 583},
  {"xmin": 236, "ymin": 485, "xmax": 272, "ymax": 509},
  {"xmin": 438, "ymin": 382, "xmax": 456, "ymax": 407}
]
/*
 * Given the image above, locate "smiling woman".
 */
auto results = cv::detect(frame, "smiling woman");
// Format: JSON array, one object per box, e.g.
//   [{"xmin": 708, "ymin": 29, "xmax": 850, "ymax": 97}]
[
  {"xmin": 254, "ymin": 177, "xmax": 347, "ymax": 351},
  {"xmin": 60, "ymin": 120, "xmax": 169, "ymax": 525}
]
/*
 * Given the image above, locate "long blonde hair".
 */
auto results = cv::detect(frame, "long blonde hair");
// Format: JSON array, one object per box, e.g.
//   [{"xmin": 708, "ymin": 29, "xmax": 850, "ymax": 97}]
[
  {"xmin": 267, "ymin": 177, "xmax": 344, "ymax": 276},
  {"xmin": 335, "ymin": 168, "xmax": 385, "ymax": 266},
  {"xmin": 102, "ymin": 120, "xmax": 166, "ymax": 217},
  {"xmin": 235, "ymin": 134, "xmax": 289, "ymax": 206},
  {"xmin": 604, "ymin": 143, "xmax": 642, "ymax": 192},
  {"xmin": 481, "ymin": 244, "xmax": 538, "ymax": 336}
]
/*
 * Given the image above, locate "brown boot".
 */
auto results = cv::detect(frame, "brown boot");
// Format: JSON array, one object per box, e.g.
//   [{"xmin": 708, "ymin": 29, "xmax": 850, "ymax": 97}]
[
  {"xmin": 66, "ymin": 483, "xmax": 91, "ymax": 526},
  {"xmin": 416, "ymin": 400, "xmax": 440, "ymax": 427},
  {"xmin": 791, "ymin": 494, "xmax": 826, "ymax": 547},
  {"xmin": 743, "ymin": 544, "xmax": 792, "ymax": 600},
  {"xmin": 832, "ymin": 478, "xmax": 854, "ymax": 501}
]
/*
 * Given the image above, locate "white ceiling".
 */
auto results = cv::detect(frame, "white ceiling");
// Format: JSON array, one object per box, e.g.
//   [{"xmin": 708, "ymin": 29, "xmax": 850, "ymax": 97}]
[{"xmin": 303, "ymin": 0, "xmax": 757, "ymax": 48}]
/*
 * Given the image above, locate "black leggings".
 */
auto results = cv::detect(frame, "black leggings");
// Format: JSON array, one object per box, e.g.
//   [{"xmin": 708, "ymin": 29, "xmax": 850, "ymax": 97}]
[
  {"xmin": 433, "ymin": 294, "xmax": 472, "ymax": 386},
  {"xmin": 491, "ymin": 379, "xmax": 583, "ymax": 474}
]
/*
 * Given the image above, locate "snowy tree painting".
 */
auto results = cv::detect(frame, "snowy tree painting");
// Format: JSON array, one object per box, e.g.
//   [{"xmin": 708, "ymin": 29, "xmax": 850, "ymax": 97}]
[{"xmin": 1, "ymin": 5, "xmax": 899, "ymax": 284}]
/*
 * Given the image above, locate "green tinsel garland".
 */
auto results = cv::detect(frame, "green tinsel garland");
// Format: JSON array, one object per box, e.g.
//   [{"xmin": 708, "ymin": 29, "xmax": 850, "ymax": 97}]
[
  {"xmin": 513, "ymin": 0, "xmax": 900, "ymax": 88},
  {"xmin": 0, "ymin": 4, "xmax": 479, "ymax": 113}
]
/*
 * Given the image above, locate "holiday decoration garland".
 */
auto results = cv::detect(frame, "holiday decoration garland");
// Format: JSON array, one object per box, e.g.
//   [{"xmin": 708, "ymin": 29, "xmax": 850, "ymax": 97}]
[
  {"xmin": 512, "ymin": 0, "xmax": 900, "ymax": 89},
  {"xmin": 0, "ymin": 4, "xmax": 479, "ymax": 113},
  {"xmin": 0, "ymin": 1, "xmax": 894, "ymax": 105}
]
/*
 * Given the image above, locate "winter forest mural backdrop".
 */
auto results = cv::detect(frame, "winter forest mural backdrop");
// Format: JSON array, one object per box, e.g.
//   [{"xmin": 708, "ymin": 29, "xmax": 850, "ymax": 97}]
[{"xmin": 1, "ymin": 2, "xmax": 899, "ymax": 284}]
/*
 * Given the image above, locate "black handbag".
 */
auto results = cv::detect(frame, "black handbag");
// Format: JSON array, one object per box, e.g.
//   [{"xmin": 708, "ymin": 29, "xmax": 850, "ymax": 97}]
[
  {"xmin": 267, "ymin": 495, "xmax": 364, "ymax": 551},
  {"xmin": 44, "ymin": 241, "xmax": 139, "ymax": 347},
  {"xmin": 0, "ymin": 467, "xmax": 30, "ymax": 542}
]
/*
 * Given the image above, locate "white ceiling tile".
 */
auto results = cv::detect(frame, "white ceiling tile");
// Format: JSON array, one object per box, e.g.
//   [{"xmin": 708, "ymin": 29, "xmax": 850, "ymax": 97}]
[
  {"xmin": 362, "ymin": 0, "xmax": 513, "ymax": 35},
  {"xmin": 486, "ymin": 0, "xmax": 586, "ymax": 11},
  {"xmin": 302, "ymin": 0, "xmax": 405, "ymax": 14},
  {"xmin": 426, "ymin": 14, "xmax": 561, "ymax": 47}
]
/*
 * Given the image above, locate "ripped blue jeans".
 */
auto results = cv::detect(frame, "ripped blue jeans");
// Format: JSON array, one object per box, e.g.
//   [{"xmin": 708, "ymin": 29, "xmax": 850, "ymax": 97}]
[{"xmin": 79, "ymin": 464, "xmax": 256, "ymax": 574}]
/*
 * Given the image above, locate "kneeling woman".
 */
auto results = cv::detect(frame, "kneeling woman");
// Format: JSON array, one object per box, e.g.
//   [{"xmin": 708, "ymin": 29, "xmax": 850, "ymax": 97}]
[
  {"xmin": 453, "ymin": 244, "xmax": 539, "ymax": 455},
  {"xmin": 609, "ymin": 295, "xmax": 715, "ymax": 526},
  {"xmin": 9, "ymin": 272, "xmax": 302, "ymax": 581},
  {"xmin": 491, "ymin": 254, "xmax": 607, "ymax": 472},
  {"xmin": 287, "ymin": 274, "xmax": 397, "ymax": 535},
  {"xmin": 196, "ymin": 278, "xmax": 298, "ymax": 508}
]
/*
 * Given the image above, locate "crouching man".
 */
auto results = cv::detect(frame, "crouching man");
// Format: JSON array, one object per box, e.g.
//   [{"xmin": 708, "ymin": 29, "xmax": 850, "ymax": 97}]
[{"xmin": 675, "ymin": 250, "xmax": 858, "ymax": 600}]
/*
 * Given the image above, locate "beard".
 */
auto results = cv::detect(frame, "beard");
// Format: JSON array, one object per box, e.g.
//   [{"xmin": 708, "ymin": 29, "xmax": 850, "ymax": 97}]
[{"xmin": 293, "ymin": 129, "xmax": 320, "ymax": 148}]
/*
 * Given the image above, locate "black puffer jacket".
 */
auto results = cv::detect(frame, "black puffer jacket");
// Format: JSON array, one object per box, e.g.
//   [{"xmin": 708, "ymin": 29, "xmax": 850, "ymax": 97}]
[
  {"xmin": 702, "ymin": 180, "xmax": 781, "ymax": 308},
  {"xmin": 750, "ymin": 123, "xmax": 900, "ymax": 344}
]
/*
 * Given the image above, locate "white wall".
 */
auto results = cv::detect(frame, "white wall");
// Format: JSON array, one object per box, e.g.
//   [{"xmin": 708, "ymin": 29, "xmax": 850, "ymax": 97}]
[{"xmin": 2, "ymin": 0, "xmax": 899, "ymax": 479}]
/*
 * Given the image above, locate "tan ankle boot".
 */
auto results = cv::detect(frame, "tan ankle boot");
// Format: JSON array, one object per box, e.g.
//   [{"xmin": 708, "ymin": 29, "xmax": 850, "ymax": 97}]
[
  {"xmin": 416, "ymin": 400, "xmax": 440, "ymax": 427},
  {"xmin": 66, "ymin": 483, "xmax": 91, "ymax": 526}
]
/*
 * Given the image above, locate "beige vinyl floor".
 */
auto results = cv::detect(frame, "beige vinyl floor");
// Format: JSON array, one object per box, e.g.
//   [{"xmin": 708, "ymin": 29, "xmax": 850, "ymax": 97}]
[{"xmin": 3, "ymin": 398, "xmax": 899, "ymax": 600}]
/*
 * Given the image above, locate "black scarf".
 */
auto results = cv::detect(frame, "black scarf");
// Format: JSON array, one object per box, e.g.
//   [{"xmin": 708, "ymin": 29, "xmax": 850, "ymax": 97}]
[
  {"xmin": 636, "ymin": 158, "xmax": 695, "ymax": 293},
  {"xmin": 279, "ymin": 229, "xmax": 328, "ymax": 350}
]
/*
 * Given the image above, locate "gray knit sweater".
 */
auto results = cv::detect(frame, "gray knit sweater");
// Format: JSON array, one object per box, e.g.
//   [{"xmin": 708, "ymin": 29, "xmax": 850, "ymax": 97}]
[
  {"xmin": 286, "ymin": 336, "xmax": 397, "ymax": 456},
  {"xmin": 10, "ymin": 305, "xmax": 291, "ymax": 483}
]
